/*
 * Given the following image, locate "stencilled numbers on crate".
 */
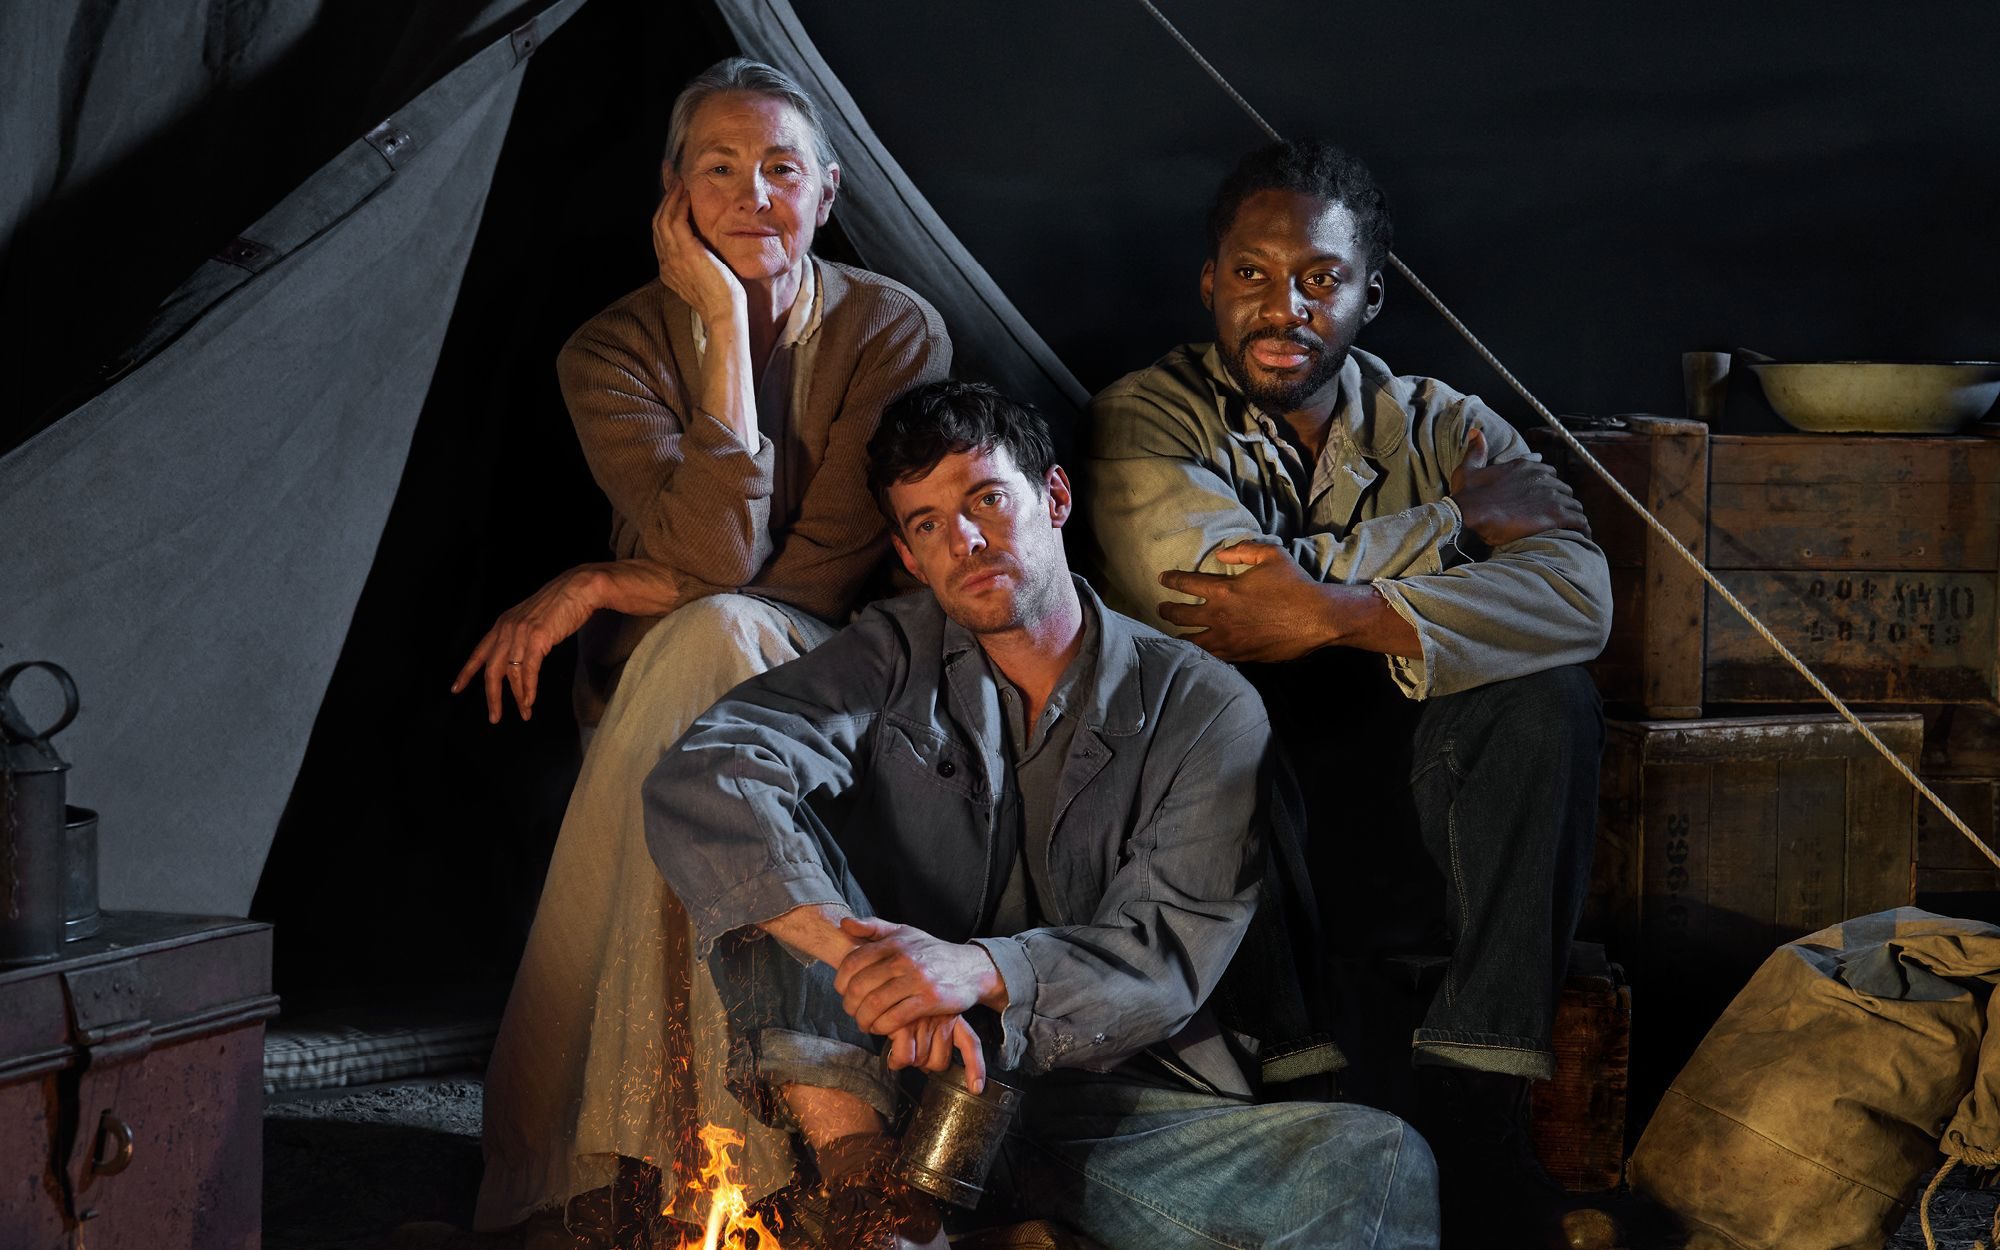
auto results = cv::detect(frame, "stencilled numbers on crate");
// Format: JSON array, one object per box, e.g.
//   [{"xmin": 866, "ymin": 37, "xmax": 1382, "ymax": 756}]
[
  {"xmin": 1661, "ymin": 812, "xmax": 1692, "ymax": 924},
  {"xmin": 1800, "ymin": 575, "xmax": 1979, "ymax": 648},
  {"xmin": 1708, "ymin": 569, "xmax": 1998, "ymax": 702}
]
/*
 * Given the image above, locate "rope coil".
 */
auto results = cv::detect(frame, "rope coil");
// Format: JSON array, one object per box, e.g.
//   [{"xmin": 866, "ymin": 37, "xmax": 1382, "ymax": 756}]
[
  {"xmin": 1133, "ymin": 0, "xmax": 1988, "ymax": 864},
  {"xmin": 1921, "ymin": 1144, "xmax": 2000, "ymax": 1250}
]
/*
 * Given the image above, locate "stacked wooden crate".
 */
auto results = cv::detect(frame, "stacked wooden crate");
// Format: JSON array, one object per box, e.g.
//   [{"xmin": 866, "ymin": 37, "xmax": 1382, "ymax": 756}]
[
  {"xmin": 1532, "ymin": 423, "xmax": 2000, "ymax": 913},
  {"xmin": 1529, "ymin": 421, "xmax": 1998, "ymax": 1137}
]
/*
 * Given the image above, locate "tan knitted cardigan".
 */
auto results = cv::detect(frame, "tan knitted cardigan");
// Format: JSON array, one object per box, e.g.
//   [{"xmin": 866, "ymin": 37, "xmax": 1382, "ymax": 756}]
[{"xmin": 559, "ymin": 259, "xmax": 951, "ymax": 714}]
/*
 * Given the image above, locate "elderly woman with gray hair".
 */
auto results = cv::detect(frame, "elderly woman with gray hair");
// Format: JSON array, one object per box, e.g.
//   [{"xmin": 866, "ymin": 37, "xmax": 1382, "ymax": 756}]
[{"xmin": 460, "ymin": 57, "xmax": 950, "ymax": 1242}]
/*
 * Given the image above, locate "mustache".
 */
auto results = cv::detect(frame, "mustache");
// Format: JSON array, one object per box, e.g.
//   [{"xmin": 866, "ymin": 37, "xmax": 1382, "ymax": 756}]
[{"xmin": 1241, "ymin": 327, "xmax": 1325, "ymax": 354}]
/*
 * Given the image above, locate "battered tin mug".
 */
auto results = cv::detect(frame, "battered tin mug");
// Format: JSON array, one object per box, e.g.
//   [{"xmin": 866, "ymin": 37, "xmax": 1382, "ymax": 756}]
[{"xmin": 896, "ymin": 1063, "xmax": 1023, "ymax": 1208}]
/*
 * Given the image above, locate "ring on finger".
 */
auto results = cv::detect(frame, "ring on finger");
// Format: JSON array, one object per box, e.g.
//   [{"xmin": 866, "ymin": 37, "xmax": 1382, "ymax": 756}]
[{"xmin": 507, "ymin": 660, "xmax": 524, "ymax": 668}]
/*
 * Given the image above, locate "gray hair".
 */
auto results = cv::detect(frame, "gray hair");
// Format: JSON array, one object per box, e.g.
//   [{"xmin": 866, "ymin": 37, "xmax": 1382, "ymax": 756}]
[{"xmin": 664, "ymin": 57, "xmax": 839, "ymax": 175}]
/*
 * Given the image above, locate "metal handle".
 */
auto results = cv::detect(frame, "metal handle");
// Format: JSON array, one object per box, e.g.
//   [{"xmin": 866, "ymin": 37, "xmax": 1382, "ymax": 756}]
[
  {"xmin": 90, "ymin": 1112, "xmax": 134, "ymax": 1177},
  {"xmin": 0, "ymin": 660, "xmax": 80, "ymax": 744}
]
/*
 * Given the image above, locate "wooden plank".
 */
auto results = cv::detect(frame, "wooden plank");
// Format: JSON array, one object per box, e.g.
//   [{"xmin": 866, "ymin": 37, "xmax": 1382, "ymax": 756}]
[
  {"xmin": 1846, "ymin": 749, "xmax": 1920, "ymax": 914},
  {"xmin": 1586, "ymin": 726, "xmax": 1645, "ymax": 943},
  {"xmin": 1623, "ymin": 714, "xmax": 1925, "ymax": 764},
  {"xmin": 1709, "ymin": 435, "xmax": 2000, "ymax": 485},
  {"xmin": 1705, "ymin": 571, "xmax": 1998, "ymax": 704},
  {"xmin": 1925, "ymin": 706, "xmax": 2000, "ymax": 777},
  {"xmin": 1589, "ymin": 569, "xmax": 1648, "ymax": 704},
  {"xmin": 1775, "ymin": 758, "xmax": 1849, "ymax": 934},
  {"xmin": 1638, "ymin": 763, "xmax": 1713, "ymax": 972},
  {"xmin": 1914, "ymin": 777, "xmax": 2000, "ymax": 873},
  {"xmin": 1527, "ymin": 427, "xmax": 1657, "ymax": 566},
  {"xmin": 1644, "ymin": 423, "xmax": 1708, "ymax": 714},
  {"xmin": 1919, "ymin": 867, "xmax": 2000, "ymax": 895},
  {"xmin": 1709, "ymin": 482, "xmax": 2000, "ymax": 571},
  {"xmin": 1705, "ymin": 760, "xmax": 1780, "ymax": 957}
]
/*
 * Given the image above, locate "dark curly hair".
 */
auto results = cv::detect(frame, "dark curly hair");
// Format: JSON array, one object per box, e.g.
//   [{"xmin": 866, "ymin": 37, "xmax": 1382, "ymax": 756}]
[
  {"xmin": 866, "ymin": 380, "xmax": 1056, "ymax": 525},
  {"xmin": 1206, "ymin": 140, "xmax": 1394, "ymax": 273}
]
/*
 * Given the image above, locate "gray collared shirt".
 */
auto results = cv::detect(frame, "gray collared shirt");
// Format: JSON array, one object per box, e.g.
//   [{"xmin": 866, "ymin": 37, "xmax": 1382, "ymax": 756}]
[
  {"xmin": 988, "ymin": 599, "xmax": 1101, "ymax": 936},
  {"xmin": 1086, "ymin": 344, "xmax": 1613, "ymax": 699}
]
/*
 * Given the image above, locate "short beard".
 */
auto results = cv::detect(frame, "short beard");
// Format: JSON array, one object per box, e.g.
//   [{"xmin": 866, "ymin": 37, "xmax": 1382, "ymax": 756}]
[{"xmin": 1219, "ymin": 332, "xmax": 1346, "ymax": 412}]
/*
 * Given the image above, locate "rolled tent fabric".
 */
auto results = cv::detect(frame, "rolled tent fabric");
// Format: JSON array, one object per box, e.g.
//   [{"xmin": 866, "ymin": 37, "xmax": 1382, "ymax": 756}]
[
  {"xmin": 714, "ymin": 0, "xmax": 1089, "ymax": 441},
  {"xmin": 0, "ymin": 0, "xmax": 585, "ymax": 915}
]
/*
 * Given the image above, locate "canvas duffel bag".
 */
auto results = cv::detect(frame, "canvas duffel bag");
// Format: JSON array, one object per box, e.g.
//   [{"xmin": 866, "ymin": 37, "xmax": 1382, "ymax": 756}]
[{"xmin": 1629, "ymin": 908, "xmax": 2000, "ymax": 1249}]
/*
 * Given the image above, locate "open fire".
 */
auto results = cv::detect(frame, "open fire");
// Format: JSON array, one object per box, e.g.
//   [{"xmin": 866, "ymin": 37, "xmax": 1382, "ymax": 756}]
[{"xmin": 663, "ymin": 1123, "xmax": 785, "ymax": 1250}]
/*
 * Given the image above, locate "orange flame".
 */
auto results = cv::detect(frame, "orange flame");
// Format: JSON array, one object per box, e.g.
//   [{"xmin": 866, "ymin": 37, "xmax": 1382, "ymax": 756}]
[{"xmin": 669, "ymin": 1123, "xmax": 784, "ymax": 1250}]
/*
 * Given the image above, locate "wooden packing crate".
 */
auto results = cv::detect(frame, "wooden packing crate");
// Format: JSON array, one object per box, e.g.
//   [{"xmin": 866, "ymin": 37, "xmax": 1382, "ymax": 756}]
[
  {"xmin": 1587, "ymin": 712, "xmax": 1923, "ymax": 990},
  {"xmin": 1531, "ymin": 425, "xmax": 2000, "ymax": 713},
  {"xmin": 1911, "ymin": 704, "xmax": 2000, "ymax": 896},
  {"xmin": 1527, "ymin": 416, "xmax": 1708, "ymax": 717},
  {"xmin": 1705, "ymin": 435, "xmax": 2000, "ymax": 706},
  {"xmin": 1529, "ymin": 942, "xmax": 1630, "ymax": 1193}
]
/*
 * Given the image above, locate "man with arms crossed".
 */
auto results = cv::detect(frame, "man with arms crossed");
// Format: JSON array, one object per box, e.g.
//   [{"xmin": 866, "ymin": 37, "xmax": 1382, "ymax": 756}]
[
  {"xmin": 644, "ymin": 380, "xmax": 1438, "ymax": 1250},
  {"xmin": 1087, "ymin": 140, "xmax": 1613, "ymax": 1243}
]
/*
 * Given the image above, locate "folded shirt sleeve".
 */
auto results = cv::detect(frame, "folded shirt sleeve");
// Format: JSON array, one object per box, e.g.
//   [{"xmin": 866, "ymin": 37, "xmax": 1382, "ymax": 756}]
[
  {"xmin": 561, "ymin": 307, "xmax": 777, "ymax": 590},
  {"xmin": 1087, "ymin": 384, "xmax": 1460, "ymax": 633}
]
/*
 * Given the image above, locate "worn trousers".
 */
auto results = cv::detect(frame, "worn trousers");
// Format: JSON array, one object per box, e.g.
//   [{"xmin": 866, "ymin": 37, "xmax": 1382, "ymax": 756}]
[
  {"xmin": 475, "ymin": 594, "xmax": 836, "ymax": 1230},
  {"xmin": 709, "ymin": 905, "xmax": 1440, "ymax": 1249},
  {"xmin": 1245, "ymin": 655, "xmax": 1602, "ymax": 1083}
]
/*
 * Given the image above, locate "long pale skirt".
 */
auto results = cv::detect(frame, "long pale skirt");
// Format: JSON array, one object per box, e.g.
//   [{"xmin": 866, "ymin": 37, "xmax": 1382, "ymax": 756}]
[{"xmin": 474, "ymin": 594, "xmax": 836, "ymax": 1230}]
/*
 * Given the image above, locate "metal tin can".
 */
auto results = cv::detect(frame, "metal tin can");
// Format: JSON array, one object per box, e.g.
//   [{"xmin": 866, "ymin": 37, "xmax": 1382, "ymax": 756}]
[
  {"xmin": 895, "ymin": 1064, "xmax": 1023, "ymax": 1208},
  {"xmin": 63, "ymin": 806, "xmax": 100, "ymax": 941}
]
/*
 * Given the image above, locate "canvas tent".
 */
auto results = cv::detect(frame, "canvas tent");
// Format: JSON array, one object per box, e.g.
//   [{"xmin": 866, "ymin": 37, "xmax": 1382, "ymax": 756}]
[{"xmin": 3, "ymin": 0, "xmax": 1997, "ymax": 998}]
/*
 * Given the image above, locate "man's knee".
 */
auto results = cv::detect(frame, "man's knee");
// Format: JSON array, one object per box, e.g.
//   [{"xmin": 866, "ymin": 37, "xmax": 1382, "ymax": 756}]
[
  {"xmin": 1292, "ymin": 1106, "xmax": 1440, "ymax": 1247},
  {"xmin": 1418, "ymin": 663, "xmax": 1602, "ymax": 771},
  {"xmin": 627, "ymin": 593, "xmax": 804, "ymax": 705}
]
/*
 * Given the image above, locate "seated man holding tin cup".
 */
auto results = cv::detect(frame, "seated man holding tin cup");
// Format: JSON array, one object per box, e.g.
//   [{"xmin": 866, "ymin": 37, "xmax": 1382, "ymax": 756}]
[{"xmin": 643, "ymin": 380, "xmax": 1438, "ymax": 1250}]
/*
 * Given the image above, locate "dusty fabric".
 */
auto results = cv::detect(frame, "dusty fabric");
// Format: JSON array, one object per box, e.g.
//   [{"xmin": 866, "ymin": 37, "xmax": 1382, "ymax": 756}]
[
  {"xmin": 0, "ymin": 0, "xmax": 583, "ymax": 913},
  {"xmin": 562, "ymin": 258, "xmax": 949, "ymax": 721},
  {"xmin": 475, "ymin": 594, "xmax": 837, "ymax": 1230},
  {"xmin": 1629, "ymin": 908, "xmax": 2000, "ymax": 1250},
  {"xmin": 1085, "ymin": 344, "xmax": 1612, "ymax": 700}
]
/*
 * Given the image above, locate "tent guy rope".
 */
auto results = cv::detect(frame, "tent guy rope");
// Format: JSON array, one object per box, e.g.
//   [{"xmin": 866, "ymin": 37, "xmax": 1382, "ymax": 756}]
[{"xmin": 1133, "ymin": 0, "xmax": 1991, "ymax": 865}]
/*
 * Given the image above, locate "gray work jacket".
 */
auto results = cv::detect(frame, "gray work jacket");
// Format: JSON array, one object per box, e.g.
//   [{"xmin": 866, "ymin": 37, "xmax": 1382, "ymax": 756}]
[
  {"xmin": 644, "ymin": 579, "xmax": 1297, "ymax": 1085},
  {"xmin": 1086, "ymin": 344, "xmax": 1613, "ymax": 699}
]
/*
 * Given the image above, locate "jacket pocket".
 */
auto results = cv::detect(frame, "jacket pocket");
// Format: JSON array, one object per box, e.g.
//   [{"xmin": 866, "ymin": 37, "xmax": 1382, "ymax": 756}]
[{"xmin": 877, "ymin": 715, "xmax": 988, "ymax": 803}]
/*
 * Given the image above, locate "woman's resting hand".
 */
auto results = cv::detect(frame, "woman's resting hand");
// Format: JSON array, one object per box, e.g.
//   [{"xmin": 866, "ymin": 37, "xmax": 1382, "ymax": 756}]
[{"xmin": 451, "ymin": 560, "xmax": 679, "ymax": 723}]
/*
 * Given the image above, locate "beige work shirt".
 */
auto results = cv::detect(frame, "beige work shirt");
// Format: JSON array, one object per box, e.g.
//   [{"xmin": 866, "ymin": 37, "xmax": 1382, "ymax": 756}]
[{"xmin": 1085, "ymin": 344, "xmax": 1612, "ymax": 699}]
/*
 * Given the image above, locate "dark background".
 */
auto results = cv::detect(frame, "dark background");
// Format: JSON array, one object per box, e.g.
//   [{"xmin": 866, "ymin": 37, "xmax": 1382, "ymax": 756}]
[{"xmin": 10, "ymin": 1, "xmax": 1996, "ymax": 1008}]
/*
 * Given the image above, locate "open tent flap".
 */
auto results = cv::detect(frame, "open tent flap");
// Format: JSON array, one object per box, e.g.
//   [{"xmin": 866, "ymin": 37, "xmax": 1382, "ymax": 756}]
[{"xmin": 0, "ymin": 0, "xmax": 587, "ymax": 914}]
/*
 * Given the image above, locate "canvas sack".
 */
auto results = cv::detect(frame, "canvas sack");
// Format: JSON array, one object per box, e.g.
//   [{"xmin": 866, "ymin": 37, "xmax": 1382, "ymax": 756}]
[{"xmin": 1629, "ymin": 908, "xmax": 2000, "ymax": 1249}]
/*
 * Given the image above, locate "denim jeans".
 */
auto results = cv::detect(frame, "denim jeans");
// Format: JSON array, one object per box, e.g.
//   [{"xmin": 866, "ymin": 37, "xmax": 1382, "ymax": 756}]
[
  {"xmin": 708, "ymin": 919, "xmax": 1439, "ymax": 1248},
  {"xmin": 996, "ymin": 1069, "xmax": 1438, "ymax": 1249},
  {"xmin": 1245, "ymin": 656, "xmax": 1602, "ymax": 1083}
]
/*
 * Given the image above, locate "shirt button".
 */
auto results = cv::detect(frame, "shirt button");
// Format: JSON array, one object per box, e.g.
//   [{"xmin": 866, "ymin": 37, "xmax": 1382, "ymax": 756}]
[{"xmin": 937, "ymin": 760, "xmax": 956, "ymax": 778}]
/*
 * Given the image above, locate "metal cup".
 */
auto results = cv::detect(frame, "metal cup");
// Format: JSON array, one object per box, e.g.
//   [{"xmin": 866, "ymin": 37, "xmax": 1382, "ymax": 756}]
[
  {"xmin": 1682, "ymin": 351, "xmax": 1732, "ymax": 422},
  {"xmin": 895, "ymin": 1064, "xmax": 1023, "ymax": 1208}
]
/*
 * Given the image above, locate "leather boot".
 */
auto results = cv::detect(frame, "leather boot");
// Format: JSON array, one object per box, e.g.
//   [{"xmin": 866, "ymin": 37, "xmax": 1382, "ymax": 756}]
[{"xmin": 812, "ymin": 1131, "xmax": 945, "ymax": 1250}]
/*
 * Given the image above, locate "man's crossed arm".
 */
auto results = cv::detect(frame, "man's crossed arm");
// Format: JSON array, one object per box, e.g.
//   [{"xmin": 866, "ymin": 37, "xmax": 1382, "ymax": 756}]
[{"xmin": 1159, "ymin": 427, "xmax": 1592, "ymax": 665}]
